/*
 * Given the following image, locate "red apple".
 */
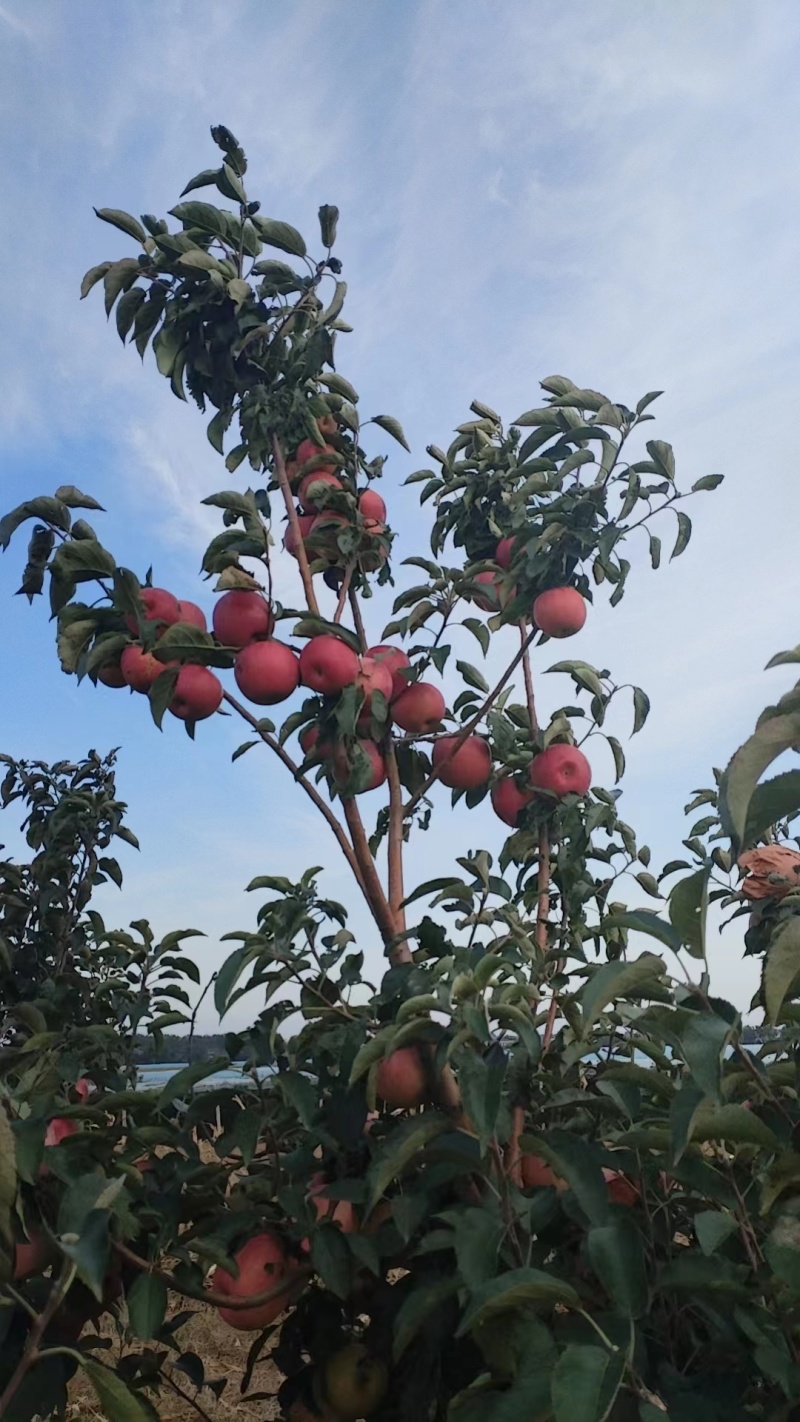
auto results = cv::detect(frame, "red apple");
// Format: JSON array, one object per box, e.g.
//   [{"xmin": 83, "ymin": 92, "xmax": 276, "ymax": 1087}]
[
  {"xmin": 532, "ymin": 587, "xmax": 587, "ymax": 639},
  {"xmin": 332, "ymin": 740, "xmax": 386, "ymax": 794},
  {"xmin": 74, "ymin": 1077, "xmax": 93, "ymax": 1101},
  {"xmin": 120, "ymin": 644, "xmax": 168, "ymax": 694},
  {"xmin": 472, "ymin": 569, "xmax": 502, "ymax": 612},
  {"xmin": 284, "ymin": 513, "xmax": 316, "ymax": 558},
  {"xmin": 177, "ymin": 600, "xmax": 207, "ymax": 630},
  {"xmin": 366, "ymin": 644, "xmax": 411, "ymax": 700},
  {"xmin": 212, "ymin": 591, "xmax": 274, "ymax": 648},
  {"xmin": 14, "ymin": 1232, "xmax": 52, "ymax": 1281},
  {"xmin": 358, "ymin": 489, "xmax": 387, "ymax": 524},
  {"xmin": 124, "ymin": 586, "xmax": 181, "ymax": 636},
  {"xmin": 44, "ymin": 1117, "xmax": 78, "ymax": 1148},
  {"xmin": 491, "ymin": 776, "xmax": 534, "ymax": 828},
  {"xmin": 295, "ymin": 438, "xmax": 337, "ymax": 475},
  {"xmin": 299, "ymin": 724, "xmax": 330, "ymax": 759},
  {"xmin": 308, "ymin": 1174, "xmax": 357, "ymax": 1233},
  {"xmin": 495, "ymin": 536, "xmax": 517, "ymax": 570},
  {"xmin": 97, "ymin": 660, "xmax": 126, "ymax": 688},
  {"xmin": 356, "ymin": 658, "xmax": 393, "ymax": 715},
  {"xmin": 392, "ymin": 682, "xmax": 446, "ymax": 734},
  {"xmin": 530, "ymin": 744, "xmax": 591, "ymax": 798},
  {"xmin": 235, "ymin": 641, "xmax": 300, "ymax": 705},
  {"xmin": 214, "ymin": 1232, "xmax": 295, "ymax": 1331},
  {"xmin": 169, "ymin": 665, "xmax": 223, "ymax": 722},
  {"xmin": 299, "ymin": 636, "xmax": 360, "ymax": 695},
  {"xmin": 376, "ymin": 1047, "xmax": 427, "ymax": 1109},
  {"xmin": 521, "ymin": 1155, "xmax": 567, "ymax": 1191},
  {"xmin": 432, "ymin": 736, "xmax": 492, "ymax": 791},
  {"xmin": 298, "ymin": 470, "xmax": 344, "ymax": 513},
  {"xmin": 308, "ymin": 510, "xmax": 350, "ymax": 563},
  {"xmin": 603, "ymin": 1167, "xmax": 640, "ymax": 1207}
]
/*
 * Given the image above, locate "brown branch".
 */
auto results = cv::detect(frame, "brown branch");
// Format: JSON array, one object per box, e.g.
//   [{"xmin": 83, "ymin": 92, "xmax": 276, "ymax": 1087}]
[
  {"xmin": 520, "ymin": 620, "xmax": 539, "ymax": 734},
  {"xmin": 404, "ymin": 626, "xmax": 538, "ymax": 818},
  {"xmin": 0, "ymin": 1262, "xmax": 76, "ymax": 1415},
  {"xmin": 505, "ymin": 1104, "xmax": 525, "ymax": 1187},
  {"xmin": 341, "ymin": 797, "xmax": 398, "ymax": 947},
  {"xmin": 348, "ymin": 585, "xmax": 368, "ymax": 651},
  {"xmin": 114, "ymin": 1241, "xmax": 312, "ymax": 1311},
  {"xmin": 385, "ymin": 739, "xmax": 409, "ymax": 964},
  {"xmin": 165, "ymin": 1370, "xmax": 217, "ymax": 1422},
  {"xmin": 333, "ymin": 563, "xmax": 355, "ymax": 624},
  {"xmin": 222, "ymin": 690, "xmax": 369, "ymax": 903},
  {"xmin": 272, "ymin": 434, "xmax": 319, "ymax": 616}
]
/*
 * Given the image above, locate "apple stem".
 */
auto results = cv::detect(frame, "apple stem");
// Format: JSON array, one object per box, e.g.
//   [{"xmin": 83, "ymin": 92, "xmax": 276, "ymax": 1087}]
[
  {"xmin": 272, "ymin": 435, "xmax": 320, "ymax": 616},
  {"xmin": 403, "ymin": 626, "xmax": 538, "ymax": 818}
]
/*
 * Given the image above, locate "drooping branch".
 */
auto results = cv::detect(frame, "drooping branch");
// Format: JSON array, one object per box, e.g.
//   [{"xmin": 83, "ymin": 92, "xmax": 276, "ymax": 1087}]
[
  {"xmin": 114, "ymin": 1240, "xmax": 312, "ymax": 1311},
  {"xmin": 272, "ymin": 434, "xmax": 319, "ymax": 616}
]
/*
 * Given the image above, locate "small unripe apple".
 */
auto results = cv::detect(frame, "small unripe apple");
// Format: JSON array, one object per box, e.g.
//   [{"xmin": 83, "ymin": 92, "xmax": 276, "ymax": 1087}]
[
  {"xmin": 532, "ymin": 587, "xmax": 587, "ymax": 639},
  {"xmin": 521, "ymin": 1154, "xmax": 567, "ymax": 1191},
  {"xmin": 97, "ymin": 660, "xmax": 126, "ymax": 688},
  {"xmin": 296, "ymin": 438, "xmax": 337, "ymax": 475},
  {"xmin": 120, "ymin": 644, "xmax": 167, "ymax": 694},
  {"xmin": 495, "ymin": 536, "xmax": 517, "ymax": 570},
  {"xmin": 212, "ymin": 591, "xmax": 274, "ymax": 648},
  {"xmin": 323, "ymin": 1343, "xmax": 388, "ymax": 1422},
  {"xmin": 235, "ymin": 641, "xmax": 300, "ymax": 705},
  {"xmin": 358, "ymin": 489, "xmax": 387, "ymax": 524},
  {"xmin": 432, "ymin": 736, "xmax": 492, "ymax": 790},
  {"xmin": 284, "ymin": 513, "xmax": 316, "ymax": 558},
  {"xmin": 214, "ymin": 1232, "xmax": 294, "ymax": 1331},
  {"xmin": 332, "ymin": 740, "xmax": 386, "ymax": 794},
  {"xmin": 124, "ymin": 586, "xmax": 181, "ymax": 636},
  {"xmin": 299, "ymin": 636, "xmax": 360, "ymax": 695},
  {"xmin": 177, "ymin": 600, "xmax": 207, "ymax": 630},
  {"xmin": 491, "ymin": 775, "xmax": 534, "ymax": 827},
  {"xmin": 376, "ymin": 1046, "xmax": 427, "ymax": 1109},
  {"xmin": 356, "ymin": 658, "xmax": 393, "ymax": 715},
  {"xmin": 169, "ymin": 665, "xmax": 223, "ymax": 722},
  {"xmin": 298, "ymin": 470, "xmax": 344, "ymax": 513},
  {"xmin": 530, "ymin": 744, "xmax": 591, "ymax": 798},
  {"xmin": 366, "ymin": 644, "xmax": 411, "ymax": 701},
  {"xmin": 392, "ymin": 682, "xmax": 446, "ymax": 734}
]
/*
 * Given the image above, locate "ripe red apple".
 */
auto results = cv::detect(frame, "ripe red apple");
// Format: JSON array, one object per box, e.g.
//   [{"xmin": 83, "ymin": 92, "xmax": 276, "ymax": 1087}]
[
  {"xmin": 97, "ymin": 660, "xmax": 126, "ymax": 688},
  {"xmin": 74, "ymin": 1077, "xmax": 93, "ymax": 1101},
  {"xmin": 521, "ymin": 1155, "xmax": 567, "ymax": 1192},
  {"xmin": 295, "ymin": 438, "xmax": 337, "ymax": 475},
  {"xmin": 235, "ymin": 641, "xmax": 300, "ymax": 705},
  {"xmin": 472, "ymin": 569, "xmax": 502, "ymax": 612},
  {"xmin": 358, "ymin": 489, "xmax": 387, "ymax": 524},
  {"xmin": 124, "ymin": 586, "xmax": 181, "ymax": 636},
  {"xmin": 532, "ymin": 587, "xmax": 587, "ymax": 639},
  {"xmin": 530, "ymin": 744, "xmax": 592, "ymax": 798},
  {"xmin": 432, "ymin": 736, "xmax": 492, "ymax": 791},
  {"xmin": 39, "ymin": 1115, "xmax": 79, "ymax": 1174},
  {"xmin": 495, "ymin": 536, "xmax": 517, "ymax": 570},
  {"xmin": 308, "ymin": 1173, "xmax": 357, "ymax": 1233},
  {"xmin": 177, "ymin": 600, "xmax": 207, "ymax": 630},
  {"xmin": 356, "ymin": 658, "xmax": 393, "ymax": 715},
  {"xmin": 392, "ymin": 682, "xmax": 446, "ymax": 734},
  {"xmin": 212, "ymin": 591, "xmax": 274, "ymax": 648},
  {"xmin": 323, "ymin": 1343, "xmax": 388, "ymax": 1422},
  {"xmin": 299, "ymin": 636, "xmax": 360, "ymax": 695},
  {"xmin": 284, "ymin": 512, "xmax": 316, "ymax": 558},
  {"xmin": 299, "ymin": 724, "xmax": 331, "ymax": 759},
  {"xmin": 14, "ymin": 1233, "xmax": 51, "ymax": 1281},
  {"xmin": 121, "ymin": 645, "xmax": 168, "ymax": 693},
  {"xmin": 491, "ymin": 775, "xmax": 534, "ymax": 828},
  {"xmin": 332, "ymin": 740, "xmax": 386, "ymax": 794},
  {"xmin": 603, "ymin": 1167, "xmax": 639, "ymax": 1207},
  {"xmin": 214, "ymin": 1232, "xmax": 294, "ymax": 1331},
  {"xmin": 169, "ymin": 665, "xmax": 223, "ymax": 722},
  {"xmin": 376, "ymin": 1047, "xmax": 427, "ymax": 1109},
  {"xmin": 366, "ymin": 644, "xmax": 411, "ymax": 701},
  {"xmin": 298, "ymin": 470, "xmax": 344, "ymax": 513}
]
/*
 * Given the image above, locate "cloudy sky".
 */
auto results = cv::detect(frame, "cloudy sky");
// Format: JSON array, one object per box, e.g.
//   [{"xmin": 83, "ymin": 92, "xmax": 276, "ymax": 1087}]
[{"xmin": 1, "ymin": 0, "xmax": 799, "ymax": 1027}]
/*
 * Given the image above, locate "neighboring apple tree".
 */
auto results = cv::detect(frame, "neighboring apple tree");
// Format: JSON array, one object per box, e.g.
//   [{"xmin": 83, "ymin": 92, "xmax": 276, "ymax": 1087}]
[{"xmin": 4, "ymin": 126, "xmax": 800, "ymax": 1422}]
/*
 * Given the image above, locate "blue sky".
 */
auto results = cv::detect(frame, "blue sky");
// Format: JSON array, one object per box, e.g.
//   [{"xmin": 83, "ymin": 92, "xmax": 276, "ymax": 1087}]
[{"xmin": 2, "ymin": 0, "xmax": 799, "ymax": 1024}]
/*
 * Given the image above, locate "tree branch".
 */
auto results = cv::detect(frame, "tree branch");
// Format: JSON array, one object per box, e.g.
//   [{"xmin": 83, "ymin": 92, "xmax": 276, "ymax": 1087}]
[
  {"xmin": 114, "ymin": 1241, "xmax": 312, "ymax": 1311},
  {"xmin": 385, "ymin": 739, "xmax": 409, "ymax": 964},
  {"xmin": 0, "ymin": 1262, "xmax": 77, "ymax": 1416},
  {"xmin": 272, "ymin": 435, "xmax": 319, "ymax": 616},
  {"xmin": 341, "ymin": 797, "xmax": 398, "ymax": 947}
]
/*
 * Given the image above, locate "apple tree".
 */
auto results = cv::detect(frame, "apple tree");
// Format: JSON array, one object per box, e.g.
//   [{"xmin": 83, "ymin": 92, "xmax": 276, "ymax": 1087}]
[{"xmin": 4, "ymin": 125, "xmax": 800, "ymax": 1422}]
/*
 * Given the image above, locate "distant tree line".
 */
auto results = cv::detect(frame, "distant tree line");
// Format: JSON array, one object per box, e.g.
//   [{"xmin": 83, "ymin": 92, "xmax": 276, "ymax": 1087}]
[{"xmin": 133, "ymin": 1033, "xmax": 228, "ymax": 1064}]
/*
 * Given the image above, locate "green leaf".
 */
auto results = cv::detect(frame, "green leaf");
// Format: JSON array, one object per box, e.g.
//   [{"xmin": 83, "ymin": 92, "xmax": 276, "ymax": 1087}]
[
  {"xmin": 601, "ymin": 910, "xmax": 681, "ymax": 954},
  {"xmin": 632, "ymin": 686, "xmax": 650, "ymax": 735},
  {"xmin": 457, "ymin": 659, "xmax": 489, "ymax": 694},
  {"xmin": 367, "ymin": 1114, "xmax": 450, "ymax": 1208},
  {"xmin": 80, "ymin": 260, "xmax": 113, "ymax": 299},
  {"xmin": 148, "ymin": 667, "xmax": 179, "ymax": 729},
  {"xmin": 456, "ymin": 1046, "xmax": 506, "ymax": 1149},
  {"xmin": 669, "ymin": 868, "xmax": 709, "ymax": 958},
  {"xmin": 94, "ymin": 207, "xmax": 147, "ymax": 244},
  {"xmin": 635, "ymin": 871, "xmax": 662, "ymax": 899},
  {"xmin": 552, "ymin": 1344, "xmax": 622, "ymax": 1422},
  {"xmin": 79, "ymin": 1359, "xmax": 153, "ymax": 1422},
  {"xmin": 646, "ymin": 439, "xmax": 675, "ymax": 481},
  {"xmin": 54, "ymin": 485, "xmax": 105, "ymax": 512},
  {"xmin": 169, "ymin": 199, "xmax": 229, "ymax": 237},
  {"xmin": 116, "ymin": 286, "xmax": 146, "ymax": 342},
  {"xmin": 691, "ymin": 1103, "xmax": 779, "ymax": 1149},
  {"xmin": 181, "ymin": 166, "xmax": 222, "ymax": 196},
  {"xmin": 318, "ymin": 203, "xmax": 339, "ymax": 247},
  {"xmin": 0, "ymin": 1107, "xmax": 16, "ymax": 1246},
  {"xmin": 695, "ymin": 1209, "xmax": 739, "ymax": 1256},
  {"xmin": 648, "ymin": 533, "xmax": 661, "ymax": 569},
  {"xmin": 292, "ymin": 615, "xmax": 361, "ymax": 655},
  {"xmin": 58, "ymin": 1207, "xmax": 111, "ymax": 1300},
  {"xmin": 607, "ymin": 736, "xmax": 625, "ymax": 783},
  {"xmin": 765, "ymin": 918, "xmax": 800, "ymax": 1025},
  {"xmin": 0, "ymin": 496, "xmax": 71, "ymax": 549},
  {"xmin": 177, "ymin": 249, "xmax": 224, "ymax": 273},
  {"xmin": 462, "ymin": 617, "xmax": 490, "ymax": 657},
  {"xmin": 393, "ymin": 1279, "xmax": 459, "ymax": 1363},
  {"xmin": 671, "ymin": 511, "xmax": 692, "ymax": 559},
  {"xmin": 371, "ymin": 414, "xmax": 410, "ymax": 451},
  {"xmin": 581, "ymin": 954, "xmax": 665, "ymax": 1031},
  {"xmin": 319, "ymin": 372, "xmax": 359, "ymax": 403},
  {"xmin": 311, "ymin": 1222, "xmax": 352, "ymax": 1299},
  {"xmin": 127, "ymin": 1271, "xmax": 168, "ymax": 1339},
  {"xmin": 458, "ymin": 1267, "xmax": 579, "ymax": 1337},
  {"xmin": 158, "ymin": 1056, "xmax": 230, "ymax": 1108},
  {"xmin": 743, "ymin": 769, "xmax": 800, "ymax": 847},
  {"xmin": 587, "ymin": 1216, "xmax": 648, "ymax": 1318},
  {"xmin": 321, "ymin": 280, "xmax": 347, "ymax": 324},
  {"xmin": 679, "ymin": 1012, "xmax": 731, "ymax": 1104},
  {"xmin": 670, "ymin": 1077, "xmax": 705, "ymax": 1166},
  {"xmin": 692, "ymin": 474, "xmax": 724, "ymax": 492},
  {"xmin": 251, "ymin": 215, "xmax": 307, "ymax": 257},
  {"xmin": 103, "ymin": 258, "xmax": 140, "ymax": 315},
  {"xmin": 719, "ymin": 709, "xmax": 800, "ymax": 850}
]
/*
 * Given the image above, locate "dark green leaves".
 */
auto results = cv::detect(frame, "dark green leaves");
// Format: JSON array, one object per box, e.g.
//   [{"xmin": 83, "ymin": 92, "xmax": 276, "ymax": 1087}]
[
  {"xmin": 581, "ymin": 954, "xmax": 665, "ymax": 1030},
  {"xmin": 458, "ymin": 1268, "xmax": 579, "ymax": 1336},
  {"xmin": 251, "ymin": 215, "xmax": 307, "ymax": 257},
  {"xmin": 764, "ymin": 918, "xmax": 800, "ymax": 1024},
  {"xmin": 319, "ymin": 204, "xmax": 339, "ymax": 247},
  {"xmin": 588, "ymin": 1216, "xmax": 648, "ymax": 1317},
  {"xmin": 719, "ymin": 708, "xmax": 800, "ymax": 850},
  {"xmin": 157, "ymin": 1056, "xmax": 229, "ymax": 1108},
  {"xmin": 127, "ymin": 1271, "xmax": 168, "ymax": 1339},
  {"xmin": 646, "ymin": 439, "xmax": 675, "ymax": 481},
  {"xmin": 371, "ymin": 414, "xmax": 410, "ymax": 451},
  {"xmin": 672, "ymin": 511, "xmax": 692, "ymax": 559},
  {"xmin": 79, "ymin": 1360, "xmax": 153, "ymax": 1422},
  {"xmin": 552, "ymin": 1345, "xmax": 623, "ymax": 1422},
  {"xmin": 669, "ymin": 869, "xmax": 709, "ymax": 958},
  {"xmin": 455, "ymin": 1045, "xmax": 506, "ymax": 1148},
  {"xmin": 742, "ymin": 769, "xmax": 800, "ymax": 848},
  {"xmin": 94, "ymin": 207, "xmax": 147, "ymax": 244},
  {"xmin": 54, "ymin": 486, "xmax": 105, "ymax": 512}
]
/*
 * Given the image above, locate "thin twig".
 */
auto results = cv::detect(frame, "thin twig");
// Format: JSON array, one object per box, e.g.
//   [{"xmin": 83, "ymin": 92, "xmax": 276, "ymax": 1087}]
[
  {"xmin": 333, "ymin": 563, "xmax": 355, "ymax": 624},
  {"xmin": 272, "ymin": 435, "xmax": 319, "ymax": 616},
  {"xmin": 341, "ymin": 797, "xmax": 398, "ymax": 946},
  {"xmin": 385, "ymin": 739, "xmax": 409, "ymax": 962}
]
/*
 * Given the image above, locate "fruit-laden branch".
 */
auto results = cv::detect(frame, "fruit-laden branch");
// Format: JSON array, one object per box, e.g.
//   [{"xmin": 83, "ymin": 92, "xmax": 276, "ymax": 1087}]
[
  {"xmin": 272, "ymin": 435, "xmax": 320, "ymax": 616},
  {"xmin": 403, "ymin": 626, "xmax": 538, "ymax": 818},
  {"xmin": 114, "ymin": 1240, "xmax": 313, "ymax": 1310},
  {"xmin": 222, "ymin": 689, "xmax": 370, "ymax": 904}
]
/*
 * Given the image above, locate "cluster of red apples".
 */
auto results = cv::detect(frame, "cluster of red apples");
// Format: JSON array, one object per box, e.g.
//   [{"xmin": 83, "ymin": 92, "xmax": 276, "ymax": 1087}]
[{"xmin": 283, "ymin": 421, "xmax": 388, "ymax": 572}]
